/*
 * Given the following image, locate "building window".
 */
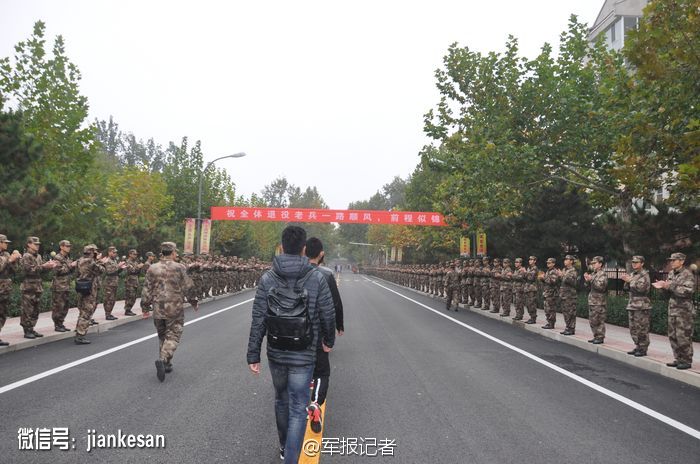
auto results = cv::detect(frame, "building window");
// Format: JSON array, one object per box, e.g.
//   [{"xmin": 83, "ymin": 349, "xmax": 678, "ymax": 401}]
[
  {"xmin": 610, "ymin": 21, "xmax": 616, "ymax": 42},
  {"xmin": 624, "ymin": 16, "xmax": 639, "ymax": 34}
]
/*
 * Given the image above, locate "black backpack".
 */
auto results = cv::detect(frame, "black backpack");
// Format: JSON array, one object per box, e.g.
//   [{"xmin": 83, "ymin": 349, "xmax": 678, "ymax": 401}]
[{"xmin": 266, "ymin": 269, "xmax": 314, "ymax": 351}]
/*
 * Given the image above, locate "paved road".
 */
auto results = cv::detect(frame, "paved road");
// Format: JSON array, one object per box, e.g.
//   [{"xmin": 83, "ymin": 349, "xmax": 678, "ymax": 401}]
[{"xmin": 1, "ymin": 274, "xmax": 699, "ymax": 463}]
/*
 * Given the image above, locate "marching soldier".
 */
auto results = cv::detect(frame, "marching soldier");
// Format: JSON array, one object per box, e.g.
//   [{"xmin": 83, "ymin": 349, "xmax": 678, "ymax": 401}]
[
  {"xmin": 102, "ymin": 246, "xmax": 126, "ymax": 320},
  {"xmin": 123, "ymin": 249, "xmax": 142, "ymax": 316},
  {"xmin": 0, "ymin": 234, "xmax": 21, "ymax": 346},
  {"xmin": 584, "ymin": 256, "xmax": 608, "ymax": 344},
  {"xmin": 21, "ymin": 237, "xmax": 58, "ymax": 339},
  {"xmin": 558, "ymin": 255, "xmax": 579, "ymax": 336},
  {"xmin": 653, "ymin": 252, "xmax": 695, "ymax": 370},
  {"xmin": 74, "ymin": 245, "xmax": 107, "ymax": 345},
  {"xmin": 621, "ymin": 256, "xmax": 651, "ymax": 356},
  {"xmin": 524, "ymin": 256, "xmax": 539, "ymax": 324},
  {"xmin": 539, "ymin": 258, "xmax": 560, "ymax": 329},
  {"xmin": 512, "ymin": 258, "xmax": 526, "ymax": 321},
  {"xmin": 51, "ymin": 240, "xmax": 76, "ymax": 332},
  {"xmin": 500, "ymin": 258, "xmax": 513, "ymax": 317},
  {"xmin": 141, "ymin": 242, "xmax": 198, "ymax": 382},
  {"xmin": 490, "ymin": 258, "xmax": 502, "ymax": 314}
]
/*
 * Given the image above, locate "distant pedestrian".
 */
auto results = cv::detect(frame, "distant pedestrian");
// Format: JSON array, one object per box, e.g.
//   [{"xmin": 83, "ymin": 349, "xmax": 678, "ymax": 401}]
[
  {"xmin": 621, "ymin": 256, "xmax": 651, "ymax": 357},
  {"xmin": 653, "ymin": 252, "xmax": 695, "ymax": 370},
  {"xmin": 247, "ymin": 226, "xmax": 335, "ymax": 463}
]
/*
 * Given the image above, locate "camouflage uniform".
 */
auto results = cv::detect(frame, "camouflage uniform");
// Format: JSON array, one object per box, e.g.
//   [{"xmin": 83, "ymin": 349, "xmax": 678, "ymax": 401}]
[
  {"xmin": 624, "ymin": 256, "xmax": 651, "ymax": 354},
  {"xmin": 586, "ymin": 257, "xmax": 608, "ymax": 342},
  {"xmin": 102, "ymin": 250, "xmax": 120, "ymax": 318},
  {"xmin": 540, "ymin": 259, "xmax": 560, "ymax": 328},
  {"xmin": 20, "ymin": 239, "xmax": 48, "ymax": 335},
  {"xmin": 444, "ymin": 263, "xmax": 461, "ymax": 311},
  {"xmin": 124, "ymin": 253, "xmax": 142, "ymax": 316},
  {"xmin": 490, "ymin": 259, "xmax": 502, "ymax": 314},
  {"xmin": 74, "ymin": 246, "xmax": 106, "ymax": 343},
  {"xmin": 51, "ymin": 243, "xmax": 74, "ymax": 330},
  {"xmin": 664, "ymin": 253, "xmax": 695, "ymax": 367},
  {"xmin": 512, "ymin": 259, "xmax": 527, "ymax": 320},
  {"xmin": 500, "ymin": 260, "xmax": 513, "ymax": 317},
  {"xmin": 524, "ymin": 258, "xmax": 539, "ymax": 323},
  {"xmin": 559, "ymin": 257, "xmax": 579, "ymax": 334},
  {"xmin": 0, "ymin": 235, "xmax": 19, "ymax": 344},
  {"xmin": 141, "ymin": 242, "xmax": 197, "ymax": 379},
  {"xmin": 473, "ymin": 261, "xmax": 482, "ymax": 308},
  {"xmin": 481, "ymin": 258, "xmax": 491, "ymax": 310}
]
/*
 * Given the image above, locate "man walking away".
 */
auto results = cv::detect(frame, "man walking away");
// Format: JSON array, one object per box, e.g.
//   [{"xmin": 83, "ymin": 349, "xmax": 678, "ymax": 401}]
[
  {"xmin": 305, "ymin": 237, "xmax": 344, "ymax": 434},
  {"xmin": 247, "ymin": 226, "xmax": 335, "ymax": 463}
]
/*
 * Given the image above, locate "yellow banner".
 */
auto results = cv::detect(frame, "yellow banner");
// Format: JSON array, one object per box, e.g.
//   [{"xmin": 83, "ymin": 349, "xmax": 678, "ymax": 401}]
[
  {"xmin": 199, "ymin": 219, "xmax": 212, "ymax": 255},
  {"xmin": 460, "ymin": 237, "xmax": 471, "ymax": 256},
  {"xmin": 184, "ymin": 218, "xmax": 196, "ymax": 254},
  {"xmin": 476, "ymin": 232, "xmax": 487, "ymax": 256}
]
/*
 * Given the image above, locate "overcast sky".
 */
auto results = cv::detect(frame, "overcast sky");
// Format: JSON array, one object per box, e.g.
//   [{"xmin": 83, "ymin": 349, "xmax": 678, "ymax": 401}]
[{"xmin": 2, "ymin": 0, "xmax": 603, "ymax": 209}]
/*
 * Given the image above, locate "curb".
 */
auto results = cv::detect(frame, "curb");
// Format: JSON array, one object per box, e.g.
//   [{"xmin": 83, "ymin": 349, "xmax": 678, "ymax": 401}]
[
  {"xmin": 0, "ymin": 289, "xmax": 255, "ymax": 356},
  {"xmin": 369, "ymin": 276, "xmax": 700, "ymax": 390}
]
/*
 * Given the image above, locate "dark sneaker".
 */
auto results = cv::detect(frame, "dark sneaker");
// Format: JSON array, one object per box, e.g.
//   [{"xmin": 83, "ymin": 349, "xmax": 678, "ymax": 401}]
[
  {"xmin": 106, "ymin": 315, "xmax": 118, "ymax": 321},
  {"xmin": 676, "ymin": 363, "xmax": 692, "ymax": 370},
  {"xmin": 666, "ymin": 361, "xmax": 678, "ymax": 367},
  {"xmin": 627, "ymin": 349, "xmax": 638, "ymax": 355},
  {"xmin": 74, "ymin": 336, "xmax": 91, "ymax": 345},
  {"xmin": 164, "ymin": 362, "xmax": 173, "ymax": 373},
  {"xmin": 525, "ymin": 319, "xmax": 536, "ymax": 324},
  {"xmin": 591, "ymin": 339, "xmax": 604, "ymax": 345},
  {"xmin": 124, "ymin": 310, "xmax": 136, "ymax": 316},
  {"xmin": 55, "ymin": 325, "xmax": 68, "ymax": 333},
  {"xmin": 307, "ymin": 402, "xmax": 323, "ymax": 434},
  {"xmin": 90, "ymin": 319, "xmax": 99, "ymax": 326},
  {"xmin": 541, "ymin": 324, "xmax": 554, "ymax": 329},
  {"xmin": 560, "ymin": 330, "xmax": 573, "ymax": 336},
  {"xmin": 489, "ymin": 310, "xmax": 499, "ymax": 313},
  {"xmin": 31, "ymin": 330, "xmax": 44, "ymax": 338},
  {"xmin": 24, "ymin": 331, "xmax": 36, "ymax": 339},
  {"xmin": 155, "ymin": 359, "xmax": 166, "ymax": 382},
  {"xmin": 634, "ymin": 351, "xmax": 647, "ymax": 357}
]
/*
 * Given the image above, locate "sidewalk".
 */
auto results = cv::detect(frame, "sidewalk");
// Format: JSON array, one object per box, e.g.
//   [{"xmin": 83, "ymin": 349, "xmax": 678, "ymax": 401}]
[
  {"xmin": 377, "ymin": 279, "xmax": 700, "ymax": 389},
  {"xmin": 0, "ymin": 290, "xmax": 253, "ymax": 355}
]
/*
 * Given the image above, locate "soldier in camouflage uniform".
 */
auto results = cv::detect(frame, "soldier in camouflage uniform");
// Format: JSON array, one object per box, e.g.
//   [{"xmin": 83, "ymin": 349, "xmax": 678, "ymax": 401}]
[
  {"xmin": 584, "ymin": 256, "xmax": 608, "ymax": 344},
  {"xmin": 524, "ymin": 256, "xmax": 539, "ymax": 324},
  {"xmin": 20, "ymin": 237, "xmax": 58, "ymax": 339},
  {"xmin": 558, "ymin": 255, "xmax": 579, "ymax": 335},
  {"xmin": 123, "ymin": 249, "xmax": 142, "ymax": 317},
  {"xmin": 0, "ymin": 234, "xmax": 21, "ymax": 346},
  {"xmin": 622, "ymin": 255, "xmax": 651, "ymax": 356},
  {"xmin": 466, "ymin": 260, "xmax": 475, "ymax": 306},
  {"xmin": 51, "ymin": 240, "xmax": 76, "ymax": 332},
  {"xmin": 539, "ymin": 258, "xmax": 559, "ymax": 329},
  {"xmin": 437, "ymin": 262, "xmax": 446, "ymax": 298},
  {"xmin": 473, "ymin": 260, "xmax": 482, "ymax": 308},
  {"xmin": 489, "ymin": 258, "xmax": 502, "ymax": 314},
  {"xmin": 74, "ymin": 245, "xmax": 107, "ymax": 345},
  {"xmin": 480, "ymin": 257, "xmax": 491, "ymax": 311},
  {"xmin": 444, "ymin": 261, "xmax": 461, "ymax": 311},
  {"xmin": 141, "ymin": 242, "xmax": 198, "ymax": 382},
  {"xmin": 512, "ymin": 258, "xmax": 527, "ymax": 321},
  {"xmin": 499, "ymin": 258, "xmax": 513, "ymax": 317},
  {"xmin": 655, "ymin": 252, "xmax": 696, "ymax": 370},
  {"xmin": 102, "ymin": 246, "xmax": 126, "ymax": 320},
  {"xmin": 460, "ymin": 260, "xmax": 468, "ymax": 304}
]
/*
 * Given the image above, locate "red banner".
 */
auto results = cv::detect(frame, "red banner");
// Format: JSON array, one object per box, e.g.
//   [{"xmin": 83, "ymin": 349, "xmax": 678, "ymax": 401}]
[{"xmin": 210, "ymin": 207, "xmax": 447, "ymax": 226}]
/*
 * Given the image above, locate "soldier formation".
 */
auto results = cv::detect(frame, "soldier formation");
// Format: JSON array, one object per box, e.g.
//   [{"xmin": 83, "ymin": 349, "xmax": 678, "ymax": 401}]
[
  {"xmin": 0, "ymin": 234, "xmax": 269, "ymax": 347},
  {"xmin": 365, "ymin": 252, "xmax": 697, "ymax": 370}
]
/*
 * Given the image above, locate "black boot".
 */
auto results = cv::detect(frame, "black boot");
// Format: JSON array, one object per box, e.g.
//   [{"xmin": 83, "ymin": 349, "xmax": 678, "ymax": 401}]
[
  {"xmin": 74, "ymin": 336, "xmax": 91, "ymax": 345},
  {"xmin": 55, "ymin": 325, "xmax": 68, "ymax": 333},
  {"xmin": 23, "ymin": 328, "xmax": 36, "ymax": 339},
  {"xmin": 155, "ymin": 359, "xmax": 166, "ymax": 382},
  {"xmin": 125, "ymin": 310, "xmax": 136, "ymax": 316}
]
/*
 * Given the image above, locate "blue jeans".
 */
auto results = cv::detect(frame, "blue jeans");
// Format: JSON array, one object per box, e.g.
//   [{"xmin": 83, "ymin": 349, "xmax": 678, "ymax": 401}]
[{"xmin": 269, "ymin": 360, "xmax": 314, "ymax": 464}]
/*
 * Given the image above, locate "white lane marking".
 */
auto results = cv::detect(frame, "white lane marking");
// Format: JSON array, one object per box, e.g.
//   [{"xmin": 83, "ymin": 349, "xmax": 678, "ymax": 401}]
[
  {"xmin": 0, "ymin": 298, "xmax": 254, "ymax": 395},
  {"xmin": 369, "ymin": 278, "xmax": 700, "ymax": 441}
]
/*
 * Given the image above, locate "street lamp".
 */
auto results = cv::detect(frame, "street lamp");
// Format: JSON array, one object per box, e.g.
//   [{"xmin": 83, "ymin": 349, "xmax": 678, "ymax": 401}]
[{"xmin": 196, "ymin": 152, "xmax": 246, "ymax": 255}]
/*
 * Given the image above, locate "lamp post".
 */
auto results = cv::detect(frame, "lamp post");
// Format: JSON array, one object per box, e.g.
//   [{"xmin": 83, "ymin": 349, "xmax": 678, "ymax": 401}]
[{"xmin": 196, "ymin": 152, "xmax": 246, "ymax": 255}]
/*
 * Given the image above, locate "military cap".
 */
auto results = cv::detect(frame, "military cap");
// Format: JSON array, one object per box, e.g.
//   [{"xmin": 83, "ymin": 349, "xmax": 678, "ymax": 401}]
[
  {"xmin": 502, "ymin": 258, "xmax": 511, "ymax": 263},
  {"xmin": 515, "ymin": 257, "xmax": 523, "ymax": 263},
  {"xmin": 146, "ymin": 252, "xmax": 155, "ymax": 257},
  {"xmin": 546, "ymin": 257, "xmax": 556, "ymax": 264},
  {"xmin": 668, "ymin": 252, "xmax": 686, "ymax": 261},
  {"xmin": 83, "ymin": 244, "xmax": 97, "ymax": 254},
  {"xmin": 128, "ymin": 249, "xmax": 138, "ymax": 254},
  {"xmin": 160, "ymin": 242, "xmax": 178, "ymax": 253},
  {"xmin": 107, "ymin": 246, "xmax": 117, "ymax": 252},
  {"xmin": 0, "ymin": 234, "xmax": 11, "ymax": 243},
  {"xmin": 564, "ymin": 255, "xmax": 575, "ymax": 261},
  {"xmin": 590, "ymin": 256, "xmax": 604, "ymax": 264},
  {"xmin": 59, "ymin": 240, "xmax": 71, "ymax": 247},
  {"xmin": 631, "ymin": 255, "xmax": 645, "ymax": 263},
  {"xmin": 529, "ymin": 256, "xmax": 537, "ymax": 261},
  {"xmin": 26, "ymin": 236, "xmax": 41, "ymax": 245}
]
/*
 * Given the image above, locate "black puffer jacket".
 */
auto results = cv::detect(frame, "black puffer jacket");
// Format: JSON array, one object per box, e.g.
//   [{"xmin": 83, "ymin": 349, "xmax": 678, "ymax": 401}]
[{"xmin": 246, "ymin": 254, "xmax": 335, "ymax": 366}]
